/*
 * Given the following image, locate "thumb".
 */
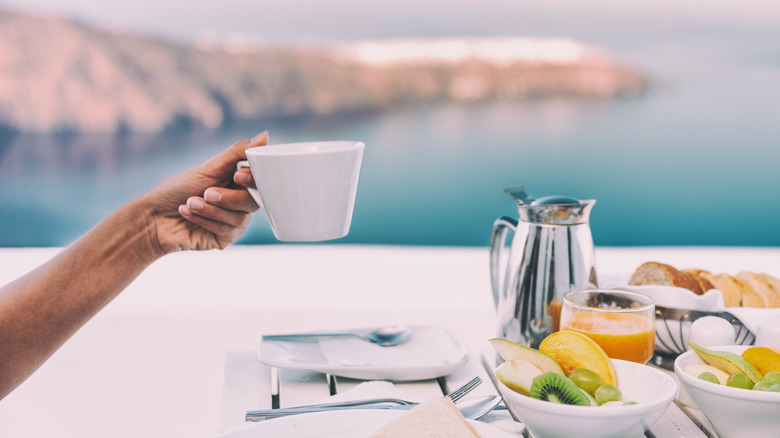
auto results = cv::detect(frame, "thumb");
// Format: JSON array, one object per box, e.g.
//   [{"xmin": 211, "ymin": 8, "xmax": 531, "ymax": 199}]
[{"xmin": 204, "ymin": 131, "xmax": 269, "ymax": 173}]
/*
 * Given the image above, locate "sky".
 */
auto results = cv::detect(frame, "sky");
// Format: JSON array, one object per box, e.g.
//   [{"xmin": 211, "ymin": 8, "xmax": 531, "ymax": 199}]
[{"xmin": 3, "ymin": 0, "xmax": 779, "ymax": 47}]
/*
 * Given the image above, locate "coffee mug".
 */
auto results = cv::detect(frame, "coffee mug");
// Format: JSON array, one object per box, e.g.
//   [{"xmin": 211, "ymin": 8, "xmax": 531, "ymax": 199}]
[{"xmin": 237, "ymin": 141, "xmax": 364, "ymax": 242}]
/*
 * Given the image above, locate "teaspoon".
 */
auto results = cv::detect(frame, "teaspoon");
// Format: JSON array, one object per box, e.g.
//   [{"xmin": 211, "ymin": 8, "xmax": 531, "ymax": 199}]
[{"xmin": 262, "ymin": 325, "xmax": 413, "ymax": 347}]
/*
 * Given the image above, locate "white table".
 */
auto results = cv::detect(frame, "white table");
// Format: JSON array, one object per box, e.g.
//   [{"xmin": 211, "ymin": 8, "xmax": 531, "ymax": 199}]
[{"xmin": 2, "ymin": 245, "xmax": 779, "ymax": 437}]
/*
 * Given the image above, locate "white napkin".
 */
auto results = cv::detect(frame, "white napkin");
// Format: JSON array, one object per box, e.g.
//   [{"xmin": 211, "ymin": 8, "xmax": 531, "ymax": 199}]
[
  {"xmin": 313, "ymin": 381, "xmax": 421, "ymax": 404},
  {"xmin": 318, "ymin": 326, "xmax": 466, "ymax": 367}
]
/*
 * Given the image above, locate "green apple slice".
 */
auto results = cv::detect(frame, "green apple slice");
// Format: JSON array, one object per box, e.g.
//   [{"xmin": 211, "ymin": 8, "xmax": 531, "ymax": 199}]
[
  {"xmin": 684, "ymin": 363, "xmax": 729, "ymax": 385},
  {"xmin": 688, "ymin": 342, "xmax": 764, "ymax": 384},
  {"xmin": 489, "ymin": 338, "xmax": 565, "ymax": 375}
]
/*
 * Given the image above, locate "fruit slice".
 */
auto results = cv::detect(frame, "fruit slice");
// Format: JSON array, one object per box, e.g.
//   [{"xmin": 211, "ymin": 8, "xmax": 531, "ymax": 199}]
[
  {"xmin": 688, "ymin": 342, "xmax": 764, "ymax": 384},
  {"xmin": 489, "ymin": 338, "xmax": 565, "ymax": 375},
  {"xmin": 742, "ymin": 346, "xmax": 780, "ymax": 375},
  {"xmin": 538, "ymin": 331, "xmax": 617, "ymax": 386},
  {"xmin": 496, "ymin": 359, "xmax": 543, "ymax": 396},
  {"xmin": 529, "ymin": 372, "xmax": 590, "ymax": 406},
  {"xmin": 683, "ymin": 363, "xmax": 729, "ymax": 385}
]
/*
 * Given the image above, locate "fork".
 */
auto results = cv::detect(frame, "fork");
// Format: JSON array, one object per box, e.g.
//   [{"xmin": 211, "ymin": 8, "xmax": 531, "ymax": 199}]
[{"xmin": 245, "ymin": 376, "xmax": 482, "ymax": 421}]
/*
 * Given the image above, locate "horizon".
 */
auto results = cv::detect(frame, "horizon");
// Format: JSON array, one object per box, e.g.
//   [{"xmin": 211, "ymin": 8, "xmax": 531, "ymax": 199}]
[{"xmin": 3, "ymin": 0, "xmax": 779, "ymax": 47}]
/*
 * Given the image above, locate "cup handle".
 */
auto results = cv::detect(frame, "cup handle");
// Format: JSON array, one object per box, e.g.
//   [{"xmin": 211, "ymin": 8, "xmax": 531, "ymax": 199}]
[{"xmin": 236, "ymin": 160, "xmax": 265, "ymax": 210}]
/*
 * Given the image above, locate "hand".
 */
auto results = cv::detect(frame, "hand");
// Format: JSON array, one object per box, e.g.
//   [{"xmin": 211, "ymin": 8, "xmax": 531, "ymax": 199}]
[{"xmin": 144, "ymin": 132, "xmax": 267, "ymax": 254}]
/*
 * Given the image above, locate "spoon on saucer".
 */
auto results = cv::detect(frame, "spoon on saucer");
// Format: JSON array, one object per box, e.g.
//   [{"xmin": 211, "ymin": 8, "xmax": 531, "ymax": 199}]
[{"xmin": 262, "ymin": 325, "xmax": 413, "ymax": 347}]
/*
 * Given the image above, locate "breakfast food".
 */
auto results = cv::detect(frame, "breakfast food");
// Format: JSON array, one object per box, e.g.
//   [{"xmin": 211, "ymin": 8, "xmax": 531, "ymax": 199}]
[
  {"xmin": 369, "ymin": 396, "xmax": 480, "ymax": 438},
  {"xmin": 491, "ymin": 335, "xmax": 635, "ymax": 407},
  {"xmin": 684, "ymin": 342, "xmax": 780, "ymax": 392},
  {"xmin": 538, "ymin": 331, "xmax": 617, "ymax": 386},
  {"xmin": 628, "ymin": 262, "xmax": 780, "ymax": 308}
]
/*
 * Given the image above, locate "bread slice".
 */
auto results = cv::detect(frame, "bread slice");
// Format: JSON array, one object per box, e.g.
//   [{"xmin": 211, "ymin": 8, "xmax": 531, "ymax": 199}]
[
  {"xmin": 682, "ymin": 268, "xmax": 716, "ymax": 294},
  {"xmin": 370, "ymin": 397, "xmax": 480, "ymax": 438},
  {"xmin": 755, "ymin": 273, "xmax": 780, "ymax": 308},
  {"xmin": 701, "ymin": 273, "xmax": 765, "ymax": 308},
  {"xmin": 629, "ymin": 262, "xmax": 703, "ymax": 294},
  {"xmin": 737, "ymin": 271, "xmax": 779, "ymax": 308}
]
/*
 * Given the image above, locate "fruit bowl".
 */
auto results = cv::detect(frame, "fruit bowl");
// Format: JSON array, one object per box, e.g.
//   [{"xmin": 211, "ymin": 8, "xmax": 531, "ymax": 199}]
[
  {"xmin": 496, "ymin": 359, "xmax": 677, "ymax": 438},
  {"xmin": 674, "ymin": 345, "xmax": 780, "ymax": 438}
]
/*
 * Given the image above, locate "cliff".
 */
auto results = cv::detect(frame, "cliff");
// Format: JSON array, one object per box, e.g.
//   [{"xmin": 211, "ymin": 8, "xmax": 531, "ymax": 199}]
[{"xmin": 0, "ymin": 9, "xmax": 648, "ymax": 134}]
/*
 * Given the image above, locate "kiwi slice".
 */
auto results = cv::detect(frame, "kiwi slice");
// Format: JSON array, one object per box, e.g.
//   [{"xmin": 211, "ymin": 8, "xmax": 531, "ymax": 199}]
[{"xmin": 529, "ymin": 372, "xmax": 590, "ymax": 406}]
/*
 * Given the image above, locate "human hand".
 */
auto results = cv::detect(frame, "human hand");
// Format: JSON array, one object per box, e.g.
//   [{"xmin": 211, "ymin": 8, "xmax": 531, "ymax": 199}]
[{"xmin": 143, "ymin": 132, "xmax": 267, "ymax": 255}]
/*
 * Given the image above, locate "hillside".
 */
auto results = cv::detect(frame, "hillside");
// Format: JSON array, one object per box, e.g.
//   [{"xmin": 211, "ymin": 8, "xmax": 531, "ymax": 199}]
[{"xmin": 0, "ymin": 9, "xmax": 648, "ymax": 134}]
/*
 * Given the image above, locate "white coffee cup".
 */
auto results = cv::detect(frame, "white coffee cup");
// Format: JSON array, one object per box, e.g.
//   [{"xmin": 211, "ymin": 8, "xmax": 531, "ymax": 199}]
[{"xmin": 237, "ymin": 141, "xmax": 364, "ymax": 242}]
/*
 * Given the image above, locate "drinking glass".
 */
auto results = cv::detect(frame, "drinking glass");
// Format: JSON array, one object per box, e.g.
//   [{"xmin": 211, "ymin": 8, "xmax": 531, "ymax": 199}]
[{"xmin": 560, "ymin": 290, "xmax": 655, "ymax": 363}]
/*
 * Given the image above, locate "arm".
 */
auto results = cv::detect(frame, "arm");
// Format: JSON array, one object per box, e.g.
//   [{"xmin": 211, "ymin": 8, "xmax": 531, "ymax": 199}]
[{"xmin": 0, "ymin": 132, "xmax": 267, "ymax": 399}]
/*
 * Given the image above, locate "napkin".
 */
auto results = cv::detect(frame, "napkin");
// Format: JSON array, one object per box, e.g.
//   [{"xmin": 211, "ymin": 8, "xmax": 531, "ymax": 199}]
[{"xmin": 318, "ymin": 326, "xmax": 466, "ymax": 367}]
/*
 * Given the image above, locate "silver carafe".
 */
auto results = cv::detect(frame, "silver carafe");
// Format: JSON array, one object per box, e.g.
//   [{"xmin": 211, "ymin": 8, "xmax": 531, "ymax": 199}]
[{"xmin": 489, "ymin": 187, "xmax": 597, "ymax": 349}]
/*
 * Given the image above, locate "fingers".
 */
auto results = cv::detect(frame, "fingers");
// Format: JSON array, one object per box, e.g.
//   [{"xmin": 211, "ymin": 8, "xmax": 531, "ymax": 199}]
[
  {"xmin": 207, "ymin": 131, "xmax": 269, "ymax": 173},
  {"xmin": 234, "ymin": 167, "xmax": 255, "ymax": 187},
  {"xmin": 178, "ymin": 205, "xmax": 246, "ymax": 247}
]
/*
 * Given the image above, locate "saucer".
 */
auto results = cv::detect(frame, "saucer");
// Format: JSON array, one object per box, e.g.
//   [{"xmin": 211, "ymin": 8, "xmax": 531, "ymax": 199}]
[{"xmin": 258, "ymin": 326, "xmax": 469, "ymax": 380}]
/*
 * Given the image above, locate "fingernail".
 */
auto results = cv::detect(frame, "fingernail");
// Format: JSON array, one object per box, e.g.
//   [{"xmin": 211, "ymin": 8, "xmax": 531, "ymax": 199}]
[
  {"xmin": 234, "ymin": 171, "xmax": 252, "ymax": 185},
  {"xmin": 204, "ymin": 189, "xmax": 222, "ymax": 203},
  {"xmin": 179, "ymin": 205, "xmax": 191, "ymax": 216},
  {"xmin": 250, "ymin": 131, "xmax": 268, "ymax": 145},
  {"xmin": 187, "ymin": 198, "xmax": 205, "ymax": 210}
]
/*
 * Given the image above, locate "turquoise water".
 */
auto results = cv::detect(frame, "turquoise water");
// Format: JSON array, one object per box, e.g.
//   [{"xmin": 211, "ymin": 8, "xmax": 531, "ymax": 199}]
[{"xmin": 1, "ymin": 20, "xmax": 779, "ymax": 247}]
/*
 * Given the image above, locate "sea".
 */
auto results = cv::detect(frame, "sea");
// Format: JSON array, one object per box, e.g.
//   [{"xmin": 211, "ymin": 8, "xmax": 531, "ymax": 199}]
[{"xmin": 1, "ymin": 6, "xmax": 779, "ymax": 248}]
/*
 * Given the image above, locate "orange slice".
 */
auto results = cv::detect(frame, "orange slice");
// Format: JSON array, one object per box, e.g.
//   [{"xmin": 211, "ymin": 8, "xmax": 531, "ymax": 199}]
[
  {"xmin": 539, "ymin": 330, "xmax": 618, "ymax": 386},
  {"xmin": 742, "ymin": 347, "xmax": 780, "ymax": 375}
]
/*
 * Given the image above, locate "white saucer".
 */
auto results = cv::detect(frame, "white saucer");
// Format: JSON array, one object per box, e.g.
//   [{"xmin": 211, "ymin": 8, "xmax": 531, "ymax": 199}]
[{"xmin": 258, "ymin": 326, "xmax": 469, "ymax": 380}]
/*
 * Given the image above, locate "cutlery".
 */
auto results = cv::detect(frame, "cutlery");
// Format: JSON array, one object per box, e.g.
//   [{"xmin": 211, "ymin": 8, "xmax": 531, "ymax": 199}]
[
  {"xmin": 246, "ymin": 376, "xmax": 482, "ymax": 421},
  {"xmin": 245, "ymin": 395, "xmax": 500, "ymax": 421},
  {"xmin": 261, "ymin": 325, "xmax": 413, "ymax": 347}
]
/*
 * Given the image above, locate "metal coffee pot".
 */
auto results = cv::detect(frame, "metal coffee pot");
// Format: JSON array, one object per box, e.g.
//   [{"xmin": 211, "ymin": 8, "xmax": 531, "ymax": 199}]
[{"xmin": 489, "ymin": 187, "xmax": 598, "ymax": 348}]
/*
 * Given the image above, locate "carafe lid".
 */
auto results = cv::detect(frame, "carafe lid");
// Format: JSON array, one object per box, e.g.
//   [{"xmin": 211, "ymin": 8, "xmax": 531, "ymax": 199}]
[{"xmin": 505, "ymin": 186, "xmax": 595, "ymax": 225}]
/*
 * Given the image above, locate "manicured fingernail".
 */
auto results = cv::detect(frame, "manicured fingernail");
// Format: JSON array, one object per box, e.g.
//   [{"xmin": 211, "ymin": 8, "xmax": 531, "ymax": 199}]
[
  {"xmin": 234, "ymin": 171, "xmax": 252, "ymax": 185},
  {"xmin": 187, "ymin": 198, "xmax": 205, "ymax": 210},
  {"xmin": 250, "ymin": 131, "xmax": 268, "ymax": 145},
  {"xmin": 204, "ymin": 189, "xmax": 221, "ymax": 203},
  {"xmin": 179, "ymin": 205, "xmax": 191, "ymax": 216}
]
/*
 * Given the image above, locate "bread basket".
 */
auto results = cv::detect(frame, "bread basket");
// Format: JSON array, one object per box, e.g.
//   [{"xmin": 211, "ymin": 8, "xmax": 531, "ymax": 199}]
[
  {"xmin": 605, "ymin": 284, "xmax": 763, "ymax": 369},
  {"xmin": 651, "ymin": 305, "xmax": 755, "ymax": 369}
]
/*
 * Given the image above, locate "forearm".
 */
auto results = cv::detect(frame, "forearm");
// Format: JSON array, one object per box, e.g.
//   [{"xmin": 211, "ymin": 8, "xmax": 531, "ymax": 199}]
[{"xmin": 0, "ymin": 195, "xmax": 162, "ymax": 398}]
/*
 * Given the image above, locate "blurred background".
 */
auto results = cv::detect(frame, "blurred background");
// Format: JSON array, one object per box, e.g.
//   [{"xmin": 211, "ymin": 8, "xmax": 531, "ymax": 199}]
[{"xmin": 1, "ymin": 0, "xmax": 778, "ymax": 247}]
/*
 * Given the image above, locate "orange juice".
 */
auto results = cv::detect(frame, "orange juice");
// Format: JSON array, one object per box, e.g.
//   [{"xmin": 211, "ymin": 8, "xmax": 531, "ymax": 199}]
[
  {"xmin": 549, "ymin": 300, "xmax": 563, "ymax": 332},
  {"xmin": 560, "ymin": 312, "xmax": 654, "ymax": 363}
]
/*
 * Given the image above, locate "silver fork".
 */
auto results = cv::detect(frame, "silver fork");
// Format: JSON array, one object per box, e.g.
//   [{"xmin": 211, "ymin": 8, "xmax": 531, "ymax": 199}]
[{"xmin": 245, "ymin": 376, "xmax": 482, "ymax": 421}]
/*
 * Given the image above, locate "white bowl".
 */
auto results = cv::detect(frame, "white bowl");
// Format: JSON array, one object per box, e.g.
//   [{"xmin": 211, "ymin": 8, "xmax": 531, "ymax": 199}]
[
  {"xmin": 496, "ymin": 359, "xmax": 678, "ymax": 438},
  {"xmin": 674, "ymin": 345, "xmax": 780, "ymax": 438}
]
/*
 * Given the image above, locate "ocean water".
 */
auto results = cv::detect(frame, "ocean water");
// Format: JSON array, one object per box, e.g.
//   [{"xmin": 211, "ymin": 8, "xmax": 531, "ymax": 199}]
[{"xmin": 1, "ymin": 13, "xmax": 779, "ymax": 247}]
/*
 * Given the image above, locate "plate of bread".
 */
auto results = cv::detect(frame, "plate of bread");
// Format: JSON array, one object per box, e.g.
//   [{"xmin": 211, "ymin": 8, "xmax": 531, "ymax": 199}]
[{"xmin": 608, "ymin": 261, "xmax": 780, "ymax": 358}]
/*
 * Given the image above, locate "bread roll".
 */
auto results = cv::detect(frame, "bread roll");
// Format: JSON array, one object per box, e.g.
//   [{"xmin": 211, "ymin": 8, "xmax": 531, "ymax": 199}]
[
  {"xmin": 630, "ymin": 262, "xmax": 780, "ymax": 308},
  {"xmin": 629, "ymin": 262, "xmax": 703, "ymax": 294},
  {"xmin": 682, "ymin": 268, "xmax": 716, "ymax": 294}
]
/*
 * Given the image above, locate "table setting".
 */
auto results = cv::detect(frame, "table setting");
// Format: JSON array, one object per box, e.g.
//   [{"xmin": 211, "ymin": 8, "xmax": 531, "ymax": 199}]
[{"xmin": 211, "ymin": 181, "xmax": 780, "ymax": 438}]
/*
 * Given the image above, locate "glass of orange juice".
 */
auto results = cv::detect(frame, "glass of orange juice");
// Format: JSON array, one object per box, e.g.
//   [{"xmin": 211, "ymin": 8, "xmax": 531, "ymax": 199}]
[{"xmin": 560, "ymin": 290, "xmax": 655, "ymax": 364}]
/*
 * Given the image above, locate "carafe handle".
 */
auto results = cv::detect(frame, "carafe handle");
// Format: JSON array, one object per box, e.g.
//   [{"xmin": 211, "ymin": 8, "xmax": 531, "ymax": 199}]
[{"xmin": 489, "ymin": 216, "xmax": 517, "ymax": 310}]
